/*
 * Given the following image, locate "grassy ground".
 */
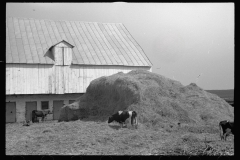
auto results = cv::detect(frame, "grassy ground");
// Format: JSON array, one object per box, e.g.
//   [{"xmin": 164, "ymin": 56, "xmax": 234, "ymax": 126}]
[
  {"xmin": 6, "ymin": 119, "xmax": 234, "ymax": 155},
  {"xmin": 206, "ymin": 90, "xmax": 234, "ymax": 100}
]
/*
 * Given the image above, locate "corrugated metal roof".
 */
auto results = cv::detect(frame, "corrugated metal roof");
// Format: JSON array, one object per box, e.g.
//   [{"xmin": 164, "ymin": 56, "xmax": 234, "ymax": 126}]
[{"xmin": 6, "ymin": 17, "xmax": 152, "ymax": 66}]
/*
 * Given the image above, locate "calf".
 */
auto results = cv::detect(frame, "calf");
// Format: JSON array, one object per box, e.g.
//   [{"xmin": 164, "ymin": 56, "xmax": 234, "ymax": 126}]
[
  {"xmin": 219, "ymin": 120, "xmax": 234, "ymax": 141},
  {"xmin": 32, "ymin": 110, "xmax": 51, "ymax": 123},
  {"xmin": 108, "ymin": 110, "xmax": 138, "ymax": 128}
]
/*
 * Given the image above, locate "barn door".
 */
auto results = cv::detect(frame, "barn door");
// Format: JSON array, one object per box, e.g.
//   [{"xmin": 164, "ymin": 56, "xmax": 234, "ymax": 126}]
[
  {"xmin": 53, "ymin": 100, "xmax": 64, "ymax": 120},
  {"xmin": 6, "ymin": 102, "xmax": 16, "ymax": 123},
  {"xmin": 26, "ymin": 102, "xmax": 37, "ymax": 121}
]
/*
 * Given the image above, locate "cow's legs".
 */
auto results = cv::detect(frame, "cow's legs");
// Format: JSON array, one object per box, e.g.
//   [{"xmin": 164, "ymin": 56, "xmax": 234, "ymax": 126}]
[
  {"xmin": 219, "ymin": 124, "xmax": 224, "ymax": 140},
  {"xmin": 134, "ymin": 117, "xmax": 138, "ymax": 129},
  {"xmin": 220, "ymin": 132, "xmax": 224, "ymax": 140},
  {"xmin": 36, "ymin": 117, "xmax": 38, "ymax": 123},
  {"xmin": 120, "ymin": 122, "xmax": 123, "ymax": 128},
  {"xmin": 32, "ymin": 114, "xmax": 35, "ymax": 123},
  {"xmin": 124, "ymin": 121, "xmax": 128, "ymax": 127},
  {"xmin": 223, "ymin": 132, "xmax": 227, "ymax": 141},
  {"xmin": 224, "ymin": 129, "xmax": 231, "ymax": 141},
  {"xmin": 130, "ymin": 117, "xmax": 138, "ymax": 128}
]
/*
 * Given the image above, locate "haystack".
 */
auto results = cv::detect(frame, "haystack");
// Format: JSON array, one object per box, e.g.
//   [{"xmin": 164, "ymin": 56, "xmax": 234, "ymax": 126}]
[{"xmin": 58, "ymin": 70, "xmax": 234, "ymax": 126}]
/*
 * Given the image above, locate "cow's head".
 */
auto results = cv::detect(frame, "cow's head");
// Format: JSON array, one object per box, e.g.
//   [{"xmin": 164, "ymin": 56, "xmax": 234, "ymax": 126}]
[
  {"xmin": 130, "ymin": 111, "xmax": 138, "ymax": 126},
  {"xmin": 47, "ymin": 110, "xmax": 53, "ymax": 114},
  {"xmin": 108, "ymin": 116, "xmax": 114, "ymax": 123},
  {"xmin": 132, "ymin": 111, "xmax": 137, "ymax": 118}
]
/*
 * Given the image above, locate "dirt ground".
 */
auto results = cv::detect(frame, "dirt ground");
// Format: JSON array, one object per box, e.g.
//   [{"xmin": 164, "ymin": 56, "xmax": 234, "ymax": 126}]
[{"xmin": 6, "ymin": 119, "xmax": 234, "ymax": 155}]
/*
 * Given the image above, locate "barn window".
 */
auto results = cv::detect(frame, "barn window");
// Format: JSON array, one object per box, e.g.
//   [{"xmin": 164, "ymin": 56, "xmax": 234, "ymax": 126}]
[{"xmin": 41, "ymin": 101, "xmax": 49, "ymax": 110}]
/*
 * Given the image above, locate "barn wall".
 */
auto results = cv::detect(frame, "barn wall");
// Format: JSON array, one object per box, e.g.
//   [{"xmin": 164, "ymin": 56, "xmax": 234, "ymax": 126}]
[
  {"xmin": 6, "ymin": 64, "xmax": 151, "ymax": 95},
  {"xmin": 6, "ymin": 93, "xmax": 83, "ymax": 122}
]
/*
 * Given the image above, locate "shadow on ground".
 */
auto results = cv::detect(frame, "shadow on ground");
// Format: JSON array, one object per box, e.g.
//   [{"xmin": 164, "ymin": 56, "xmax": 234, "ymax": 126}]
[{"xmin": 108, "ymin": 124, "xmax": 128, "ymax": 130}]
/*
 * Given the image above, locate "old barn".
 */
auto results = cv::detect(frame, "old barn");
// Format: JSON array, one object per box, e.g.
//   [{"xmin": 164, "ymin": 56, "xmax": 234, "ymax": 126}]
[{"xmin": 6, "ymin": 17, "xmax": 152, "ymax": 123}]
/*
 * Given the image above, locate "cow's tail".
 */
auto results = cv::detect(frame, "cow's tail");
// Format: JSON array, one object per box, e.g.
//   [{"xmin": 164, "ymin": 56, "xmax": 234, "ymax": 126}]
[{"xmin": 219, "ymin": 122, "xmax": 223, "ymax": 140}]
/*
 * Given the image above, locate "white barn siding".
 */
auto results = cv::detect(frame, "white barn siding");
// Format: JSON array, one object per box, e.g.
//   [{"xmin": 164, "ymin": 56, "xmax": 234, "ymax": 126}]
[
  {"xmin": 35, "ymin": 66, "xmax": 39, "ymax": 94},
  {"xmin": 79, "ymin": 67, "xmax": 84, "ymax": 92},
  {"xmin": 63, "ymin": 48, "xmax": 72, "ymax": 65},
  {"xmin": 6, "ymin": 63, "xmax": 151, "ymax": 95},
  {"xmin": 53, "ymin": 47, "xmax": 62, "ymax": 65},
  {"xmin": 64, "ymin": 66, "xmax": 68, "ymax": 93},
  {"xmin": 6, "ymin": 66, "xmax": 10, "ymax": 94},
  {"xmin": 49, "ymin": 65, "xmax": 54, "ymax": 94}
]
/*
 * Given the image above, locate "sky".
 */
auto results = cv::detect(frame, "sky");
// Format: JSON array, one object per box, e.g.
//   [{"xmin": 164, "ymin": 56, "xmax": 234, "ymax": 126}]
[{"xmin": 6, "ymin": 3, "xmax": 234, "ymax": 90}]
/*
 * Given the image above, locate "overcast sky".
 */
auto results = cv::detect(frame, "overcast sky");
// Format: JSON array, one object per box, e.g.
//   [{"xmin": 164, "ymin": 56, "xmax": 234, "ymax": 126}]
[{"xmin": 6, "ymin": 3, "xmax": 234, "ymax": 90}]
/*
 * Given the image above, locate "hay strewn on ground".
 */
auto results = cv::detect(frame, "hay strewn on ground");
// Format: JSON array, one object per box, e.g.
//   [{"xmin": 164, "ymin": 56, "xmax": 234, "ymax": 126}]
[
  {"xmin": 59, "ymin": 70, "xmax": 233, "ymax": 128},
  {"xmin": 7, "ymin": 70, "xmax": 234, "ymax": 155},
  {"xmin": 6, "ymin": 120, "xmax": 234, "ymax": 155}
]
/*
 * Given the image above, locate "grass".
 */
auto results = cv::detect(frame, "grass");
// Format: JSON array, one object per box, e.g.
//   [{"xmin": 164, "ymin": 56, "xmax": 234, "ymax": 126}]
[
  {"xmin": 6, "ymin": 120, "xmax": 234, "ymax": 155},
  {"xmin": 206, "ymin": 90, "xmax": 234, "ymax": 100}
]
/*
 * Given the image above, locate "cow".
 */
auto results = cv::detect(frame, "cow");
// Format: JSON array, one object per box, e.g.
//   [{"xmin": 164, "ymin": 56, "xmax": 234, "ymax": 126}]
[
  {"xmin": 32, "ymin": 110, "xmax": 52, "ymax": 123},
  {"xmin": 219, "ymin": 120, "xmax": 234, "ymax": 141},
  {"xmin": 108, "ymin": 110, "xmax": 138, "ymax": 128}
]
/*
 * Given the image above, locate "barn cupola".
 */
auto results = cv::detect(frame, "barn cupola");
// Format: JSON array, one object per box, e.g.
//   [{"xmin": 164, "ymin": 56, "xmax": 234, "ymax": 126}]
[{"xmin": 44, "ymin": 40, "xmax": 74, "ymax": 65}]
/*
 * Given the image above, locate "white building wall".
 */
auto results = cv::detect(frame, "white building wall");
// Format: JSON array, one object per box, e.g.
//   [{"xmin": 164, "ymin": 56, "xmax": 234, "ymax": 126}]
[
  {"xmin": 6, "ymin": 64, "xmax": 151, "ymax": 95},
  {"xmin": 6, "ymin": 94, "xmax": 83, "ymax": 122}
]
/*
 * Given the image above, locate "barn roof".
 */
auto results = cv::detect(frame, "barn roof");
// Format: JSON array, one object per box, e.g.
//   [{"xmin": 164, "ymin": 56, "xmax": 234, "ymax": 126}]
[{"xmin": 6, "ymin": 17, "xmax": 152, "ymax": 66}]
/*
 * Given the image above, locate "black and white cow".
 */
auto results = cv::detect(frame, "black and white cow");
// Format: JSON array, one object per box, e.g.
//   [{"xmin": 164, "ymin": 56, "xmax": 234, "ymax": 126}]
[
  {"xmin": 108, "ymin": 110, "xmax": 138, "ymax": 128},
  {"xmin": 219, "ymin": 120, "xmax": 234, "ymax": 141}
]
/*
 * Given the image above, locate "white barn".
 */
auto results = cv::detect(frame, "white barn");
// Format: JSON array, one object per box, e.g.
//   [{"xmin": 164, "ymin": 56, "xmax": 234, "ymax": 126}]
[{"xmin": 6, "ymin": 17, "xmax": 152, "ymax": 123}]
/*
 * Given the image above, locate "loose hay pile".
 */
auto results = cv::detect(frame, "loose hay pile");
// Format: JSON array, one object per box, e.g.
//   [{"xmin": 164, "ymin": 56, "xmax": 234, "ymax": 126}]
[
  {"xmin": 7, "ymin": 69, "xmax": 234, "ymax": 155},
  {"xmin": 58, "ymin": 70, "xmax": 233, "ymax": 128}
]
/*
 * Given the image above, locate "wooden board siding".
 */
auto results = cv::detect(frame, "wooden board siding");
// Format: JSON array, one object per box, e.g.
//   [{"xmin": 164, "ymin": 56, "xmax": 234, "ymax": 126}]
[
  {"xmin": 6, "ymin": 66, "xmax": 10, "ymax": 94},
  {"xmin": 6, "ymin": 64, "xmax": 151, "ymax": 95},
  {"xmin": 54, "ymin": 47, "xmax": 62, "ymax": 65},
  {"xmin": 63, "ymin": 48, "xmax": 72, "ymax": 65}
]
